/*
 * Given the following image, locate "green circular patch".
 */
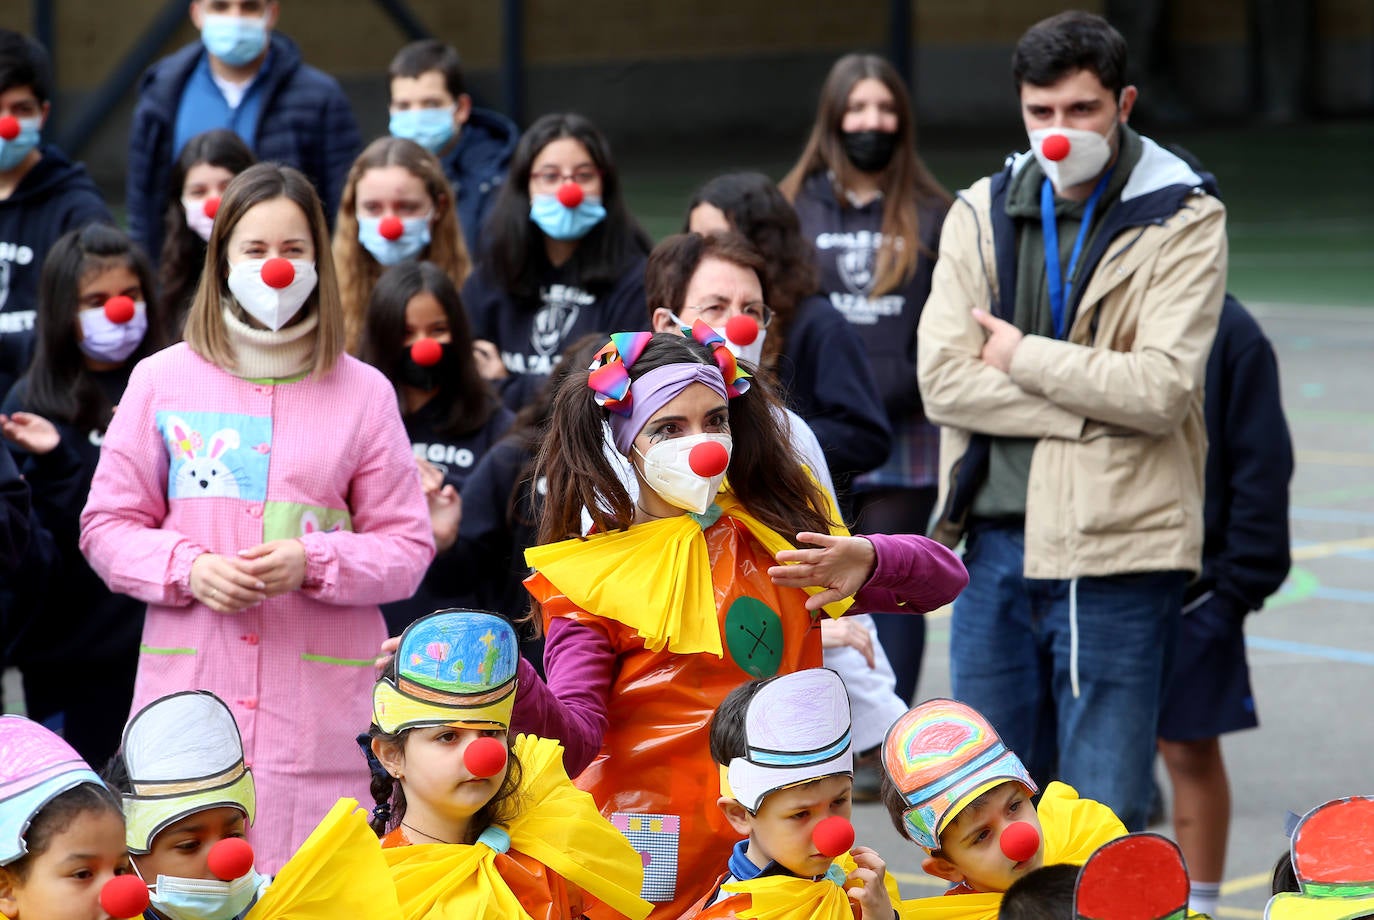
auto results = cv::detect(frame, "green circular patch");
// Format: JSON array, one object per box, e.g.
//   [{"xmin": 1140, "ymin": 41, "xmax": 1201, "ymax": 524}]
[{"xmin": 724, "ymin": 596, "xmax": 784, "ymax": 678}]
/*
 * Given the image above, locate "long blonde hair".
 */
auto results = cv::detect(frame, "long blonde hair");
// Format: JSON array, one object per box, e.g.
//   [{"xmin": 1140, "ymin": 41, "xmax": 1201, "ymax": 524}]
[
  {"xmin": 779, "ymin": 54, "xmax": 951, "ymax": 297},
  {"xmin": 183, "ymin": 163, "xmax": 346, "ymax": 378},
  {"xmin": 333, "ymin": 136, "xmax": 471, "ymax": 353}
]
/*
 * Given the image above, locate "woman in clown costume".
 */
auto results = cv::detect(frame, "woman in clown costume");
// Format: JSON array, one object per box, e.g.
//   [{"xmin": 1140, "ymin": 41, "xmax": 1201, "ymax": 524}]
[
  {"xmin": 510, "ymin": 324, "xmax": 968, "ymax": 919},
  {"xmin": 367, "ymin": 609, "xmax": 652, "ymax": 920}
]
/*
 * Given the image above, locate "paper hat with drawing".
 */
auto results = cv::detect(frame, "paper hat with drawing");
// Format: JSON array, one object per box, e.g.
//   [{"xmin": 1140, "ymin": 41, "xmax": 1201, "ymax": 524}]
[
  {"xmin": 724, "ymin": 668, "xmax": 853, "ymax": 814},
  {"xmin": 882, "ymin": 698, "xmax": 1037, "ymax": 851},
  {"xmin": 373, "ymin": 609, "xmax": 520, "ymax": 734}
]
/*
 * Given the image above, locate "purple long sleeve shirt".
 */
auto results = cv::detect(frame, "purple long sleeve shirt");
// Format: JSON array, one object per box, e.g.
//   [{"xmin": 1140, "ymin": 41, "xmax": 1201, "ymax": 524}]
[{"xmin": 512, "ymin": 531, "xmax": 967, "ymax": 776}]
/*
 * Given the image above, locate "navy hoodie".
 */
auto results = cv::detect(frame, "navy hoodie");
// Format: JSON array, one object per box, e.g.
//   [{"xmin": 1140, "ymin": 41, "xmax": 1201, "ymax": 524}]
[
  {"xmin": 381, "ymin": 397, "xmax": 514, "ymax": 633},
  {"xmin": 441, "ymin": 107, "xmax": 519, "ymax": 256},
  {"xmin": 772, "ymin": 294, "xmax": 891, "ymax": 488},
  {"xmin": 791, "ymin": 171, "xmax": 946, "ymax": 423},
  {"xmin": 0, "ymin": 370, "xmax": 143, "ymax": 666},
  {"xmin": 462, "ymin": 254, "xmax": 648, "ymax": 411},
  {"xmin": 0, "ymin": 146, "xmax": 112, "ymax": 398},
  {"xmin": 1194, "ymin": 294, "xmax": 1293, "ymax": 612},
  {"xmin": 126, "ymin": 33, "xmax": 362, "ymax": 261}
]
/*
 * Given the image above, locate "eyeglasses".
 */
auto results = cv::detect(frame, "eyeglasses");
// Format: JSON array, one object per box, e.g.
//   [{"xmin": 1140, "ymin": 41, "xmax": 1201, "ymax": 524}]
[
  {"xmin": 530, "ymin": 167, "xmax": 601, "ymax": 191},
  {"xmin": 683, "ymin": 302, "xmax": 773, "ymax": 329}
]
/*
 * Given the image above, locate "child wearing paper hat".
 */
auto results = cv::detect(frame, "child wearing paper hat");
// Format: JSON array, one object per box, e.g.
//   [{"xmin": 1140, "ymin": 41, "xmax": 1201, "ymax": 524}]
[
  {"xmin": 684, "ymin": 668, "xmax": 897, "ymax": 920},
  {"xmin": 104, "ymin": 690, "xmax": 264, "ymax": 920},
  {"xmin": 1265, "ymin": 796, "xmax": 1374, "ymax": 920},
  {"xmin": 0, "ymin": 715, "xmax": 134, "ymax": 920},
  {"xmin": 366, "ymin": 608, "xmax": 652, "ymax": 920},
  {"xmin": 880, "ymin": 699, "xmax": 1126, "ymax": 920}
]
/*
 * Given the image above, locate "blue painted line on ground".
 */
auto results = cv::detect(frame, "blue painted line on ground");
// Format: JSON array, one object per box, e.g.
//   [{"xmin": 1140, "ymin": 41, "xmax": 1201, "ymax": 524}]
[
  {"xmin": 1313, "ymin": 586, "xmax": 1374, "ymax": 605},
  {"xmin": 1292, "ymin": 507, "xmax": 1374, "ymax": 525},
  {"xmin": 1247, "ymin": 636, "xmax": 1374, "ymax": 666}
]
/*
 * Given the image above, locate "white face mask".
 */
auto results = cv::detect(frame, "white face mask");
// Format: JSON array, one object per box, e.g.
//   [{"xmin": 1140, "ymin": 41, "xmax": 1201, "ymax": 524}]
[
  {"xmin": 183, "ymin": 198, "xmax": 216, "ymax": 242},
  {"xmin": 1028, "ymin": 122, "xmax": 1117, "ymax": 193},
  {"xmin": 669, "ymin": 312, "xmax": 766, "ymax": 367},
  {"xmin": 147, "ymin": 869, "xmax": 263, "ymax": 920},
  {"xmin": 634, "ymin": 432, "xmax": 732, "ymax": 515},
  {"xmin": 226, "ymin": 258, "xmax": 317, "ymax": 331}
]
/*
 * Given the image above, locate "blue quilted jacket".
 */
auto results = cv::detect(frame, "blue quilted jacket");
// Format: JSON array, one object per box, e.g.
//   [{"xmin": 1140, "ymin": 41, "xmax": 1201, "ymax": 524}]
[{"xmin": 125, "ymin": 33, "xmax": 361, "ymax": 262}]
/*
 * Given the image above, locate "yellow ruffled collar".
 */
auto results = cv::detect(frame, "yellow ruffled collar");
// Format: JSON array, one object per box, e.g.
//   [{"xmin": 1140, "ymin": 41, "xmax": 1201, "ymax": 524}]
[
  {"xmin": 524, "ymin": 491, "xmax": 852, "ymax": 656},
  {"xmin": 383, "ymin": 734, "xmax": 651, "ymax": 920}
]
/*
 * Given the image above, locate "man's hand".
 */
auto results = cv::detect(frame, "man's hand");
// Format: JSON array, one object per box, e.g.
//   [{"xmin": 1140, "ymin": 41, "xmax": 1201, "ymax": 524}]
[{"xmin": 972, "ymin": 309, "xmax": 1024, "ymax": 373}]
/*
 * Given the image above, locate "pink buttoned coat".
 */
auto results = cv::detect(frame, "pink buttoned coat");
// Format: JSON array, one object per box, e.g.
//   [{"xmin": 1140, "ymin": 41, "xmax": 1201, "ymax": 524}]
[{"xmin": 80, "ymin": 344, "xmax": 434, "ymax": 872}]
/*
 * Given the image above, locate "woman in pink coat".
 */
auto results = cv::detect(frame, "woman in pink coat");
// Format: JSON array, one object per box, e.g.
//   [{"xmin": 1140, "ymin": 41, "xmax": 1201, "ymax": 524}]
[{"xmin": 80, "ymin": 163, "xmax": 435, "ymax": 873}]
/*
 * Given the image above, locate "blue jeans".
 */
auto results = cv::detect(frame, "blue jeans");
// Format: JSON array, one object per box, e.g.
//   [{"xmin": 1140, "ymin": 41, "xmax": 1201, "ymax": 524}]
[{"xmin": 949, "ymin": 524, "xmax": 1183, "ymax": 831}]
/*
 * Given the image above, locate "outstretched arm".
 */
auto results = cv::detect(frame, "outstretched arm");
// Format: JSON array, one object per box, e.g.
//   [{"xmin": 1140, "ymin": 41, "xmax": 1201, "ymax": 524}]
[{"xmin": 768, "ymin": 531, "xmax": 967, "ymax": 613}]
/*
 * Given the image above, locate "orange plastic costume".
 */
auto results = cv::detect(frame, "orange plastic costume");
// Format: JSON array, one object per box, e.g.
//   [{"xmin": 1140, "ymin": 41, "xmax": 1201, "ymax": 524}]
[{"xmin": 525, "ymin": 498, "xmax": 851, "ymax": 920}]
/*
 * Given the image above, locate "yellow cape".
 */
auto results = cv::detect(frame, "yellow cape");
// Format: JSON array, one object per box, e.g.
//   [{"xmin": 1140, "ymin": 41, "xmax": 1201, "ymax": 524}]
[
  {"xmin": 524, "ymin": 490, "xmax": 852, "ymax": 657},
  {"xmin": 719, "ymin": 854, "xmax": 902, "ymax": 920},
  {"xmin": 896, "ymin": 782, "xmax": 1126, "ymax": 920},
  {"xmin": 384, "ymin": 734, "xmax": 652, "ymax": 920},
  {"xmin": 246, "ymin": 798, "xmax": 403, "ymax": 920}
]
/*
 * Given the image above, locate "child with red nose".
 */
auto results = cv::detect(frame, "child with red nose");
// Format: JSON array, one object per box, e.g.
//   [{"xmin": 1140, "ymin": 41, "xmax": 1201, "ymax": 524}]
[
  {"xmin": 880, "ymin": 699, "xmax": 1126, "ymax": 920},
  {"xmin": 685, "ymin": 668, "xmax": 896, "ymax": 920}
]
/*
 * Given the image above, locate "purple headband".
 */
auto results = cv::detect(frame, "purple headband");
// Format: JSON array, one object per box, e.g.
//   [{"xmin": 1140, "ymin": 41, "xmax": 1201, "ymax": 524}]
[{"xmin": 608, "ymin": 363, "xmax": 728, "ymax": 455}]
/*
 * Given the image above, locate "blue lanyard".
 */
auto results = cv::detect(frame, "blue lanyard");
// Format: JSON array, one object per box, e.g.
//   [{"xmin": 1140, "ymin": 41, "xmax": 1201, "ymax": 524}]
[{"xmin": 1041, "ymin": 169, "xmax": 1113, "ymax": 339}]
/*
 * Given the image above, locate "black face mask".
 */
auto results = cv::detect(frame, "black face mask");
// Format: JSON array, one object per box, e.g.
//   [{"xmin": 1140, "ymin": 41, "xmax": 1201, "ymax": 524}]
[
  {"xmin": 840, "ymin": 130, "xmax": 899, "ymax": 173},
  {"xmin": 398, "ymin": 342, "xmax": 452, "ymax": 391}
]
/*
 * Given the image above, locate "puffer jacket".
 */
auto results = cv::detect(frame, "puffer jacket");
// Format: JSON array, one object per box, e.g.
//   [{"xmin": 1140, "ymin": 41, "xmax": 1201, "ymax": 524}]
[
  {"xmin": 917, "ymin": 136, "xmax": 1226, "ymax": 579},
  {"xmin": 126, "ymin": 33, "xmax": 361, "ymax": 261}
]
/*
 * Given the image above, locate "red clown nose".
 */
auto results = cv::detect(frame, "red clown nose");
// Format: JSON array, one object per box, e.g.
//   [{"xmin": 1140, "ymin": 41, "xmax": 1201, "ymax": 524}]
[
  {"xmin": 260, "ymin": 258, "xmax": 295, "ymax": 289},
  {"xmin": 464, "ymin": 737, "xmax": 508, "ymax": 778},
  {"xmin": 206, "ymin": 836, "xmax": 255, "ymax": 881},
  {"xmin": 725, "ymin": 314, "xmax": 759, "ymax": 347},
  {"xmin": 688, "ymin": 440, "xmax": 729, "ymax": 478},
  {"xmin": 379, "ymin": 215, "xmax": 405, "ymax": 241},
  {"xmin": 0, "ymin": 116, "xmax": 18, "ymax": 141},
  {"xmin": 813, "ymin": 816, "xmax": 856, "ymax": 858},
  {"xmin": 1000, "ymin": 821, "xmax": 1040, "ymax": 863},
  {"xmin": 103, "ymin": 296, "xmax": 136, "ymax": 324},
  {"xmin": 1041, "ymin": 134, "xmax": 1071, "ymax": 162},
  {"xmin": 99, "ymin": 875, "xmax": 151, "ymax": 919},
  {"xmin": 203, "ymin": 196, "xmax": 221, "ymax": 219},
  {"xmin": 556, "ymin": 181, "xmax": 584, "ymax": 209},
  {"xmin": 410, "ymin": 337, "xmax": 443, "ymax": 367}
]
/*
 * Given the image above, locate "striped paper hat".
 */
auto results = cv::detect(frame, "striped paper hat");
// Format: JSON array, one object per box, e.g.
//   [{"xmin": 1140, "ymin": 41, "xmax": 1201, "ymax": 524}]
[
  {"xmin": 373, "ymin": 610, "xmax": 520, "ymax": 734},
  {"xmin": 881, "ymin": 698, "xmax": 1036, "ymax": 850},
  {"xmin": 726, "ymin": 668, "xmax": 853, "ymax": 813},
  {"xmin": 0, "ymin": 716, "xmax": 104, "ymax": 865},
  {"xmin": 121, "ymin": 691, "xmax": 256, "ymax": 854}
]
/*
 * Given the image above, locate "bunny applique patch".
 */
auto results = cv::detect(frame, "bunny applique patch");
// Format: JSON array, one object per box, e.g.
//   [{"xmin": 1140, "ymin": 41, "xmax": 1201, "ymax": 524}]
[{"xmin": 158, "ymin": 411, "xmax": 270, "ymax": 502}]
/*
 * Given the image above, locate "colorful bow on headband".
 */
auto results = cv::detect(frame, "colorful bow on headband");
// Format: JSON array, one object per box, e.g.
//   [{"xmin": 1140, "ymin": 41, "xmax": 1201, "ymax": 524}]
[
  {"xmin": 588, "ymin": 331, "xmax": 653, "ymax": 416},
  {"xmin": 689, "ymin": 320, "xmax": 751, "ymax": 397}
]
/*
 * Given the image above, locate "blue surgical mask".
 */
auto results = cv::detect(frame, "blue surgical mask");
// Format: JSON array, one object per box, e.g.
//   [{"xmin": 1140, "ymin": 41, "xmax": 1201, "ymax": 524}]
[
  {"xmin": 529, "ymin": 194, "xmax": 606, "ymax": 241},
  {"xmin": 200, "ymin": 14, "xmax": 269, "ymax": 67},
  {"xmin": 357, "ymin": 215, "xmax": 432, "ymax": 266},
  {"xmin": 0, "ymin": 117, "xmax": 41, "ymax": 172},
  {"xmin": 148, "ymin": 869, "xmax": 263, "ymax": 920},
  {"xmin": 389, "ymin": 107, "xmax": 456, "ymax": 154}
]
